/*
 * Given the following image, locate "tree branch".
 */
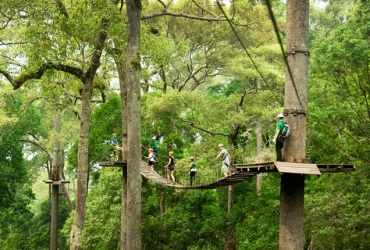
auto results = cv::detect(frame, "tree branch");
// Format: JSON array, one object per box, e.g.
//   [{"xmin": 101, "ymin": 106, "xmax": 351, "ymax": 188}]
[
  {"xmin": 141, "ymin": 11, "xmax": 226, "ymax": 21},
  {"xmin": 19, "ymin": 134, "xmax": 53, "ymax": 161},
  {"xmin": 0, "ymin": 63, "xmax": 84, "ymax": 90},
  {"xmin": 189, "ymin": 121, "xmax": 229, "ymax": 136}
]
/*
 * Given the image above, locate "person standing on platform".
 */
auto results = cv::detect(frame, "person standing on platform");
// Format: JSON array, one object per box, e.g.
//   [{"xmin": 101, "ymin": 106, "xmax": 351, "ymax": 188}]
[
  {"xmin": 214, "ymin": 143, "xmax": 230, "ymax": 178},
  {"xmin": 188, "ymin": 156, "xmax": 197, "ymax": 186},
  {"xmin": 110, "ymin": 133, "xmax": 123, "ymax": 162},
  {"xmin": 164, "ymin": 151, "xmax": 176, "ymax": 182},
  {"xmin": 149, "ymin": 136, "xmax": 159, "ymax": 158},
  {"xmin": 272, "ymin": 113, "xmax": 285, "ymax": 161},
  {"xmin": 145, "ymin": 148, "xmax": 156, "ymax": 173}
]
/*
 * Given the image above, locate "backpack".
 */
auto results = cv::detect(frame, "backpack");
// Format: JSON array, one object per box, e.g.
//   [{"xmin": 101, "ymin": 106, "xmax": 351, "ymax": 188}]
[{"xmin": 280, "ymin": 122, "xmax": 291, "ymax": 138}]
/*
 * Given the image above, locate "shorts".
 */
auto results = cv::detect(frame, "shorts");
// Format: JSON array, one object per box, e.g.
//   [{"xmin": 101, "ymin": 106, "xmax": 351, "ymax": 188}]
[
  {"xmin": 221, "ymin": 162, "xmax": 229, "ymax": 173},
  {"xmin": 168, "ymin": 164, "xmax": 175, "ymax": 171},
  {"xmin": 114, "ymin": 146, "xmax": 121, "ymax": 151},
  {"xmin": 148, "ymin": 161, "xmax": 155, "ymax": 166}
]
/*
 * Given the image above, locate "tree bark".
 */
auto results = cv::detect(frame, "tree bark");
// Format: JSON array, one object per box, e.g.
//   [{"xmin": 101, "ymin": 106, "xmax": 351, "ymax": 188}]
[
  {"xmin": 256, "ymin": 119, "xmax": 262, "ymax": 196},
  {"xmin": 159, "ymin": 186, "xmax": 167, "ymax": 214},
  {"xmin": 50, "ymin": 112, "xmax": 62, "ymax": 250},
  {"xmin": 283, "ymin": 0, "xmax": 309, "ymax": 163},
  {"xmin": 279, "ymin": 174, "xmax": 305, "ymax": 249},
  {"xmin": 69, "ymin": 7, "xmax": 112, "ymax": 248},
  {"xmin": 69, "ymin": 80, "xmax": 93, "ymax": 250},
  {"xmin": 279, "ymin": 0, "xmax": 309, "ymax": 249},
  {"xmin": 115, "ymin": 42, "xmax": 128, "ymax": 249},
  {"xmin": 125, "ymin": 0, "xmax": 142, "ymax": 249}
]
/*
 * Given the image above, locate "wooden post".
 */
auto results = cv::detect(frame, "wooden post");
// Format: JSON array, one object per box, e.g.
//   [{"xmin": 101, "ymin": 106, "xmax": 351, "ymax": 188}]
[
  {"xmin": 44, "ymin": 180, "xmax": 70, "ymax": 250},
  {"xmin": 256, "ymin": 120, "xmax": 263, "ymax": 196},
  {"xmin": 120, "ymin": 166, "xmax": 127, "ymax": 249},
  {"xmin": 50, "ymin": 184, "xmax": 59, "ymax": 250},
  {"xmin": 279, "ymin": 0, "xmax": 309, "ymax": 249}
]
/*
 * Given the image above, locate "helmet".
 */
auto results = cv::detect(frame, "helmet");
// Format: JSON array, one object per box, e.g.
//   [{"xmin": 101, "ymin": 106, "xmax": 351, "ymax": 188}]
[
  {"xmin": 277, "ymin": 113, "xmax": 284, "ymax": 119},
  {"xmin": 152, "ymin": 136, "xmax": 156, "ymax": 140},
  {"xmin": 218, "ymin": 143, "xmax": 224, "ymax": 148}
]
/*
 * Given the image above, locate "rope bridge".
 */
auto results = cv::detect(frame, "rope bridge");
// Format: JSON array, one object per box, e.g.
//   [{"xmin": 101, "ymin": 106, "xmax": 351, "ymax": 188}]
[{"xmin": 98, "ymin": 161, "xmax": 356, "ymax": 190}]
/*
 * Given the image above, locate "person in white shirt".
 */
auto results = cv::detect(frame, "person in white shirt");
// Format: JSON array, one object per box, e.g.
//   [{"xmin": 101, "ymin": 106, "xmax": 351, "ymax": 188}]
[
  {"xmin": 145, "ymin": 148, "xmax": 156, "ymax": 173},
  {"xmin": 214, "ymin": 143, "xmax": 230, "ymax": 178}
]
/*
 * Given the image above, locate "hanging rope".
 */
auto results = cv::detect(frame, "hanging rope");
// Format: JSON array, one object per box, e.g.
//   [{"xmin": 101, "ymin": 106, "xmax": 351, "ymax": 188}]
[
  {"xmin": 264, "ymin": 0, "xmax": 305, "ymax": 110},
  {"xmin": 215, "ymin": 0, "xmax": 282, "ymax": 106}
]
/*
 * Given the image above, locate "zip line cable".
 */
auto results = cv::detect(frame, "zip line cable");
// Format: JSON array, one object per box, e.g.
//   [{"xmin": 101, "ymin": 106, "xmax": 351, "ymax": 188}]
[
  {"xmin": 264, "ymin": 0, "xmax": 304, "ymax": 110},
  {"xmin": 215, "ymin": 0, "xmax": 282, "ymax": 105}
]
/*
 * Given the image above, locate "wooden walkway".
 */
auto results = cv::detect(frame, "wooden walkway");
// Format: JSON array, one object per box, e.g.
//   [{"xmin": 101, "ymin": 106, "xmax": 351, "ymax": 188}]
[{"xmin": 99, "ymin": 161, "xmax": 356, "ymax": 190}]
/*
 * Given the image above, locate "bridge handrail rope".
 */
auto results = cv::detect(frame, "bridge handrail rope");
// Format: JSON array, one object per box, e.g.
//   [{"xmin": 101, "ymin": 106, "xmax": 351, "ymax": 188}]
[{"xmin": 140, "ymin": 129, "xmax": 278, "ymax": 183}]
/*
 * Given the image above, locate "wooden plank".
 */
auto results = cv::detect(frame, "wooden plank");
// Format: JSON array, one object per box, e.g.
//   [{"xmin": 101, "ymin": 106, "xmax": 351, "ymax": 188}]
[
  {"xmin": 99, "ymin": 161, "xmax": 127, "ymax": 167},
  {"xmin": 274, "ymin": 162, "xmax": 321, "ymax": 175}
]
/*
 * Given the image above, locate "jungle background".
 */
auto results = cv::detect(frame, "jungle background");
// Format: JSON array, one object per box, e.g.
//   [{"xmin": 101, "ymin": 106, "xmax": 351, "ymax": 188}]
[{"xmin": 0, "ymin": 0, "xmax": 369, "ymax": 249}]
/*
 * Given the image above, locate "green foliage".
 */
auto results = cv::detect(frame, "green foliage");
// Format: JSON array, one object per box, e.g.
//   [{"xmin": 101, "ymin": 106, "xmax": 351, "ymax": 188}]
[
  {"xmin": 89, "ymin": 94, "xmax": 122, "ymax": 164},
  {"xmin": 308, "ymin": 0, "xmax": 370, "ymax": 164},
  {"xmin": 305, "ymin": 171, "xmax": 370, "ymax": 248},
  {"xmin": 81, "ymin": 168, "xmax": 122, "ymax": 249},
  {"xmin": 0, "ymin": 92, "xmax": 29, "ymax": 209},
  {"xmin": 306, "ymin": 0, "xmax": 370, "ymax": 248},
  {"xmin": 26, "ymin": 196, "xmax": 70, "ymax": 250},
  {"xmin": 0, "ymin": 186, "xmax": 34, "ymax": 249},
  {"xmin": 142, "ymin": 189, "xmax": 228, "ymax": 250},
  {"xmin": 3, "ymin": 0, "xmax": 370, "ymax": 249}
]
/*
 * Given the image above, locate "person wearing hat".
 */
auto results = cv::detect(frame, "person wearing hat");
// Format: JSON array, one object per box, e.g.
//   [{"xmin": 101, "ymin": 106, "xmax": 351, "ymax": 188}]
[
  {"xmin": 110, "ymin": 133, "xmax": 123, "ymax": 162},
  {"xmin": 214, "ymin": 143, "xmax": 230, "ymax": 178},
  {"xmin": 273, "ymin": 113, "xmax": 285, "ymax": 161},
  {"xmin": 145, "ymin": 148, "xmax": 156, "ymax": 173},
  {"xmin": 149, "ymin": 136, "xmax": 159, "ymax": 157}
]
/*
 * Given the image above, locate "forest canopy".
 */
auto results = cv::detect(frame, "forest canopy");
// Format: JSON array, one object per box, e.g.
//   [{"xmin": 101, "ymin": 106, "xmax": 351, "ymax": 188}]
[{"xmin": 0, "ymin": 0, "xmax": 368, "ymax": 249}]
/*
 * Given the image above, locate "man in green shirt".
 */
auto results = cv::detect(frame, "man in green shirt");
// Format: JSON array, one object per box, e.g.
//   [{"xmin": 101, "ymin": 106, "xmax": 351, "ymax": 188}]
[
  {"xmin": 273, "ymin": 113, "xmax": 285, "ymax": 161},
  {"xmin": 149, "ymin": 136, "xmax": 159, "ymax": 157}
]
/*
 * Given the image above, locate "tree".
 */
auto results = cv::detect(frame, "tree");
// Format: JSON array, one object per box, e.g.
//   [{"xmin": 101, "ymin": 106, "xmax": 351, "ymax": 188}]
[
  {"xmin": 125, "ymin": 0, "xmax": 142, "ymax": 249},
  {"xmin": 0, "ymin": 0, "xmax": 122, "ymax": 248}
]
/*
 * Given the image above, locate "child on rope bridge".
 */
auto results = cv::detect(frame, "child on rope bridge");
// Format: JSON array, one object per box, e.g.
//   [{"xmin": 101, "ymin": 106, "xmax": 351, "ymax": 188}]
[
  {"xmin": 188, "ymin": 156, "xmax": 197, "ymax": 186},
  {"xmin": 145, "ymin": 148, "xmax": 156, "ymax": 173}
]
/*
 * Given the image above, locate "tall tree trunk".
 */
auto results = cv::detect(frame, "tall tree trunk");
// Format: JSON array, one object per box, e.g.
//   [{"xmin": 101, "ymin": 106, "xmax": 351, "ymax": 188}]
[
  {"xmin": 159, "ymin": 187, "xmax": 167, "ymax": 214},
  {"xmin": 69, "ymin": 10, "xmax": 111, "ymax": 248},
  {"xmin": 115, "ymin": 45, "xmax": 128, "ymax": 249},
  {"xmin": 227, "ymin": 185, "xmax": 234, "ymax": 214},
  {"xmin": 256, "ymin": 120, "xmax": 262, "ymax": 196},
  {"xmin": 70, "ymin": 81, "xmax": 93, "ymax": 250},
  {"xmin": 279, "ymin": 0, "xmax": 309, "ymax": 249},
  {"xmin": 125, "ymin": 0, "xmax": 142, "ymax": 249},
  {"xmin": 50, "ymin": 112, "xmax": 62, "ymax": 250},
  {"xmin": 120, "ymin": 168, "xmax": 127, "ymax": 249}
]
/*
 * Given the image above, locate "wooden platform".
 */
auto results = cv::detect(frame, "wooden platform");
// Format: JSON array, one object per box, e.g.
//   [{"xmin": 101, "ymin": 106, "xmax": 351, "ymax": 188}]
[
  {"xmin": 234, "ymin": 162, "xmax": 356, "ymax": 175},
  {"xmin": 43, "ymin": 180, "xmax": 71, "ymax": 185},
  {"xmin": 274, "ymin": 162, "xmax": 321, "ymax": 175}
]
